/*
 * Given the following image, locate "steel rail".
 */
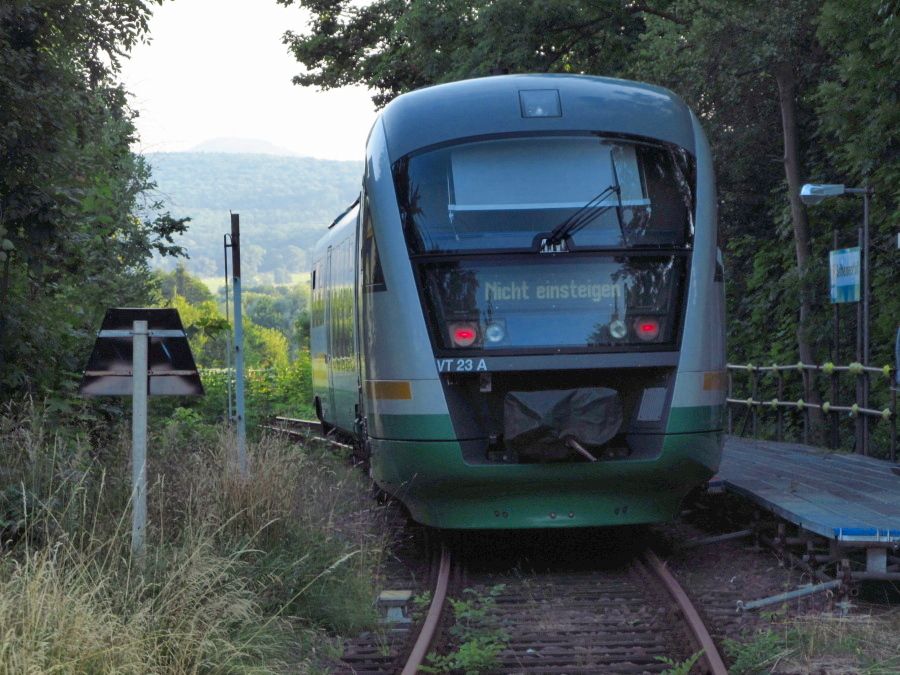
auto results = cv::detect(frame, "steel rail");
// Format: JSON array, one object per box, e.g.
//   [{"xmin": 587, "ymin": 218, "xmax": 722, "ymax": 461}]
[
  {"xmin": 273, "ymin": 416, "xmax": 320, "ymax": 430},
  {"xmin": 265, "ymin": 417, "xmax": 354, "ymax": 450},
  {"xmin": 401, "ymin": 544, "xmax": 451, "ymax": 675},
  {"xmin": 643, "ymin": 550, "xmax": 728, "ymax": 675}
]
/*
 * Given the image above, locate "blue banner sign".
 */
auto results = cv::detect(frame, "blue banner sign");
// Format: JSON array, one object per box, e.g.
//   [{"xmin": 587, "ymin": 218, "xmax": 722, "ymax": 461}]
[{"xmin": 829, "ymin": 247, "xmax": 860, "ymax": 304}]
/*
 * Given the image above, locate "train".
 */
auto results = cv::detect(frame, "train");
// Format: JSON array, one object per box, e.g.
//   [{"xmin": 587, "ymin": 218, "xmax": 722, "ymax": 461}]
[{"xmin": 310, "ymin": 74, "xmax": 725, "ymax": 529}]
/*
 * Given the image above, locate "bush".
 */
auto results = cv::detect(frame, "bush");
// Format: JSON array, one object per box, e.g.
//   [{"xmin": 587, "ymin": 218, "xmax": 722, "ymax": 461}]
[{"xmin": 191, "ymin": 355, "xmax": 315, "ymax": 427}]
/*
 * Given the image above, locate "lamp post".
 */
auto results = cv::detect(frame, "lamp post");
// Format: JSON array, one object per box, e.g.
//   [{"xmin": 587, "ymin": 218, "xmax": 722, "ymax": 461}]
[{"xmin": 800, "ymin": 183, "xmax": 874, "ymax": 454}]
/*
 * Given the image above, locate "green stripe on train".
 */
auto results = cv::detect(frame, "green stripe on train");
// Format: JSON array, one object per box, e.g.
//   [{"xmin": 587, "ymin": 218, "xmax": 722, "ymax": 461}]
[
  {"xmin": 666, "ymin": 405, "xmax": 725, "ymax": 433},
  {"xmin": 369, "ymin": 413, "xmax": 455, "ymax": 440}
]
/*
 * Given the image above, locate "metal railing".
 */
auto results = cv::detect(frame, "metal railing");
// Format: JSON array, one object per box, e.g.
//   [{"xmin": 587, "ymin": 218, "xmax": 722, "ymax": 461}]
[{"xmin": 726, "ymin": 361, "xmax": 896, "ymax": 461}]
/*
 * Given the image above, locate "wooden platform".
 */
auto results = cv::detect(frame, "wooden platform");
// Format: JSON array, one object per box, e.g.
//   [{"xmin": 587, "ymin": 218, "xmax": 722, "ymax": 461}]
[{"xmin": 712, "ymin": 436, "xmax": 900, "ymax": 545}]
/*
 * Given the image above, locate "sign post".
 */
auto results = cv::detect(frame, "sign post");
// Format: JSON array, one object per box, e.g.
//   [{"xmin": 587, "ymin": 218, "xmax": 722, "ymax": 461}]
[
  {"xmin": 79, "ymin": 308, "xmax": 203, "ymax": 562},
  {"xmin": 131, "ymin": 320, "xmax": 149, "ymax": 559}
]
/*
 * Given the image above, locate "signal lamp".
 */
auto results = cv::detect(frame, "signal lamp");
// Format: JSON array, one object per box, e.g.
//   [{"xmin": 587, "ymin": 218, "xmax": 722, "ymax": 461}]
[
  {"xmin": 449, "ymin": 322, "xmax": 478, "ymax": 347},
  {"xmin": 485, "ymin": 321, "xmax": 506, "ymax": 343},
  {"xmin": 609, "ymin": 319, "xmax": 627, "ymax": 340},
  {"xmin": 635, "ymin": 317, "xmax": 660, "ymax": 341}
]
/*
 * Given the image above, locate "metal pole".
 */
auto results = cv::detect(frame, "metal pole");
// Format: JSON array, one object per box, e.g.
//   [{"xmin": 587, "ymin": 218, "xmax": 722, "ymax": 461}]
[
  {"xmin": 231, "ymin": 214, "xmax": 248, "ymax": 476},
  {"xmin": 862, "ymin": 190, "xmax": 870, "ymax": 456},
  {"xmin": 831, "ymin": 225, "xmax": 840, "ymax": 450},
  {"xmin": 223, "ymin": 234, "xmax": 233, "ymax": 423},
  {"xmin": 131, "ymin": 320, "xmax": 149, "ymax": 560},
  {"xmin": 737, "ymin": 580, "xmax": 842, "ymax": 612}
]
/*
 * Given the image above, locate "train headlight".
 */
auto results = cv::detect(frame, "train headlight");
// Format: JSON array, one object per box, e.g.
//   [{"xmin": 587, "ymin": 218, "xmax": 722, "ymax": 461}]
[
  {"xmin": 449, "ymin": 322, "xmax": 478, "ymax": 347},
  {"xmin": 485, "ymin": 321, "xmax": 506, "ymax": 344},
  {"xmin": 609, "ymin": 319, "xmax": 627, "ymax": 340},
  {"xmin": 634, "ymin": 317, "xmax": 661, "ymax": 341}
]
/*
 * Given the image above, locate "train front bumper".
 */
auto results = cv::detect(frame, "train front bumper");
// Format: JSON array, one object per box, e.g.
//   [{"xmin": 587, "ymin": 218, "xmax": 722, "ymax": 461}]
[{"xmin": 370, "ymin": 431, "xmax": 722, "ymax": 529}]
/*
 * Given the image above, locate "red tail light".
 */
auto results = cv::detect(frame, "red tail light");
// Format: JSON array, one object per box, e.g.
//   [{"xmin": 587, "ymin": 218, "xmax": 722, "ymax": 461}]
[
  {"xmin": 635, "ymin": 317, "xmax": 660, "ymax": 341},
  {"xmin": 449, "ymin": 322, "xmax": 478, "ymax": 347}
]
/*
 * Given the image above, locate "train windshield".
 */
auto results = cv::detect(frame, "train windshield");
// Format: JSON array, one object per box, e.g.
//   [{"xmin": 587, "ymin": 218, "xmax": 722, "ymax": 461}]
[
  {"xmin": 395, "ymin": 136, "xmax": 694, "ymax": 254},
  {"xmin": 419, "ymin": 255, "xmax": 684, "ymax": 351}
]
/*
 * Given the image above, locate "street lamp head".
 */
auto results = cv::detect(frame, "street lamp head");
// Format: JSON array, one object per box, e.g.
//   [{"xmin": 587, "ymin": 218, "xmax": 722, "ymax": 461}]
[{"xmin": 800, "ymin": 183, "xmax": 846, "ymax": 206}]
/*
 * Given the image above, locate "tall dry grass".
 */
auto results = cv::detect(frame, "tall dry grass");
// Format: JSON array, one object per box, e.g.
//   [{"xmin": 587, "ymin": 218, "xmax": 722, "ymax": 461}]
[{"xmin": 0, "ymin": 400, "xmax": 392, "ymax": 672}]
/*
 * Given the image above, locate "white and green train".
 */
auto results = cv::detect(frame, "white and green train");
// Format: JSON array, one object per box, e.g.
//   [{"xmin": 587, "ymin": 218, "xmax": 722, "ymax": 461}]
[{"xmin": 310, "ymin": 74, "xmax": 725, "ymax": 529}]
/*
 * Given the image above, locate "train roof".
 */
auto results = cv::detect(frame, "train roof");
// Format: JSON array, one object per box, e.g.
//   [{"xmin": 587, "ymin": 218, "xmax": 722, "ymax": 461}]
[
  {"xmin": 378, "ymin": 74, "xmax": 696, "ymax": 162},
  {"xmin": 313, "ymin": 201, "xmax": 359, "ymax": 257}
]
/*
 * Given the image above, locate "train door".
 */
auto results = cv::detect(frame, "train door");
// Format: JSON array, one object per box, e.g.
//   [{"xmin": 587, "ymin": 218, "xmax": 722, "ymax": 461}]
[{"xmin": 324, "ymin": 245, "xmax": 336, "ymax": 420}]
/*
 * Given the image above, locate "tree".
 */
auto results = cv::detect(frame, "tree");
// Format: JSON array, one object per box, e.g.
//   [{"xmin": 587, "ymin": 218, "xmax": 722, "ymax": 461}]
[
  {"xmin": 157, "ymin": 263, "xmax": 215, "ymax": 305},
  {"xmin": 0, "ymin": 1, "xmax": 187, "ymax": 396},
  {"xmin": 815, "ymin": 0, "xmax": 899, "ymax": 365},
  {"xmin": 633, "ymin": 2, "xmax": 829, "ymax": 379},
  {"xmin": 278, "ymin": 0, "xmax": 679, "ymax": 106}
]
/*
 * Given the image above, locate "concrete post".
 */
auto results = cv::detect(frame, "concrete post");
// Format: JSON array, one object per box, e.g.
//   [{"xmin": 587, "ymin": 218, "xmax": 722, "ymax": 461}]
[{"xmin": 131, "ymin": 320, "xmax": 148, "ymax": 560}]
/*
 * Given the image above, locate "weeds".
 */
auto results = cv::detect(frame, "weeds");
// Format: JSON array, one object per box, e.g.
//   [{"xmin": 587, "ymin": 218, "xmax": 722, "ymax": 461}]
[
  {"xmin": 0, "ymin": 399, "xmax": 390, "ymax": 671},
  {"xmin": 657, "ymin": 651, "xmax": 702, "ymax": 675},
  {"xmin": 424, "ymin": 585, "xmax": 509, "ymax": 674}
]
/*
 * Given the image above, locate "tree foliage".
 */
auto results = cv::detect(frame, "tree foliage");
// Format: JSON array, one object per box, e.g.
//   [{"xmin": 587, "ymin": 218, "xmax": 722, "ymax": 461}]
[
  {"xmin": 279, "ymin": 0, "xmax": 673, "ymax": 106},
  {"xmin": 156, "ymin": 263, "xmax": 215, "ymax": 305},
  {"xmin": 0, "ymin": 1, "xmax": 187, "ymax": 396}
]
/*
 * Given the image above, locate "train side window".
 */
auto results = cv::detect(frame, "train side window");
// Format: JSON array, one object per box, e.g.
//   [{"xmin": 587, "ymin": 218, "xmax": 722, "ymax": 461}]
[
  {"xmin": 311, "ymin": 260, "xmax": 324, "ymax": 328},
  {"xmin": 361, "ymin": 198, "xmax": 386, "ymax": 292}
]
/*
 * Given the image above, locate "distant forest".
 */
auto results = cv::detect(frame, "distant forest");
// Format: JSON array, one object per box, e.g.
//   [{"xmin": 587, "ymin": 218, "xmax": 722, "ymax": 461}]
[{"xmin": 146, "ymin": 152, "xmax": 362, "ymax": 280}]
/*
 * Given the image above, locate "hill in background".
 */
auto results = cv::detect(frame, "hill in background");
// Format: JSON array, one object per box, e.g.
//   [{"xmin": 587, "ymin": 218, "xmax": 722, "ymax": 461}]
[
  {"xmin": 188, "ymin": 137, "xmax": 300, "ymax": 155},
  {"xmin": 146, "ymin": 151, "xmax": 362, "ymax": 282}
]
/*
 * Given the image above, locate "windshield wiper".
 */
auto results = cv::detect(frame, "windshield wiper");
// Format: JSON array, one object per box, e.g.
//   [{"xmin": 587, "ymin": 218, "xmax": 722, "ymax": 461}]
[
  {"xmin": 542, "ymin": 148, "xmax": 628, "ymax": 249},
  {"xmin": 608, "ymin": 147, "xmax": 629, "ymax": 246}
]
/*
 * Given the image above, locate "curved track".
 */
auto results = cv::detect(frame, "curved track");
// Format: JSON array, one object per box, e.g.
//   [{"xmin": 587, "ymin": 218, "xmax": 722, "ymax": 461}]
[{"xmin": 269, "ymin": 418, "xmax": 726, "ymax": 674}]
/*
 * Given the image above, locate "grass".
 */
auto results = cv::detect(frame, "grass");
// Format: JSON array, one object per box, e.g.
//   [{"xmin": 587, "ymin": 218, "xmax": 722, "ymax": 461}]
[
  {"xmin": 0, "ymin": 399, "xmax": 391, "ymax": 672},
  {"xmin": 726, "ymin": 610, "xmax": 900, "ymax": 674}
]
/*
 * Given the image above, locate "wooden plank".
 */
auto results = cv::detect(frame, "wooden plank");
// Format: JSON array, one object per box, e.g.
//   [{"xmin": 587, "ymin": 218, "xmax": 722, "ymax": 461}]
[
  {"xmin": 719, "ymin": 436, "xmax": 900, "ymax": 543},
  {"xmin": 726, "ymin": 438, "xmax": 899, "ymax": 491},
  {"xmin": 728, "ymin": 437, "xmax": 900, "ymax": 488},
  {"xmin": 724, "ymin": 440, "xmax": 900, "ymax": 500},
  {"xmin": 722, "ymin": 456, "xmax": 894, "ymax": 527},
  {"xmin": 723, "ymin": 453, "xmax": 900, "ymax": 515}
]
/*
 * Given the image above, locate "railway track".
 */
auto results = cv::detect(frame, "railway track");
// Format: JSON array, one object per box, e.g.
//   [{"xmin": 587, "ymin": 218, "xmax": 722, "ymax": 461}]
[
  {"xmin": 447, "ymin": 545, "xmax": 726, "ymax": 675},
  {"xmin": 336, "ymin": 541, "xmax": 728, "ymax": 674},
  {"xmin": 268, "ymin": 416, "xmax": 353, "ymax": 450},
  {"xmin": 269, "ymin": 418, "xmax": 727, "ymax": 674}
]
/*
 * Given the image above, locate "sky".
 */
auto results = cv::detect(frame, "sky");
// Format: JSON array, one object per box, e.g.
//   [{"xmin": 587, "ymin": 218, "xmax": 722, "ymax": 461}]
[{"xmin": 120, "ymin": 0, "xmax": 378, "ymax": 161}]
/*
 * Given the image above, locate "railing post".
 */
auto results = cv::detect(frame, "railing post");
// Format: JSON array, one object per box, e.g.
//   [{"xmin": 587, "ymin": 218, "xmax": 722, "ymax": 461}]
[
  {"xmin": 801, "ymin": 366, "xmax": 809, "ymax": 445},
  {"xmin": 830, "ymin": 367, "xmax": 839, "ymax": 450},
  {"xmin": 776, "ymin": 368, "xmax": 784, "ymax": 442},
  {"xmin": 856, "ymin": 367, "xmax": 865, "ymax": 455},
  {"xmin": 891, "ymin": 382, "xmax": 896, "ymax": 462},
  {"xmin": 863, "ymin": 369, "xmax": 870, "ymax": 456},
  {"xmin": 751, "ymin": 367, "xmax": 759, "ymax": 438},
  {"xmin": 727, "ymin": 369, "xmax": 733, "ymax": 435}
]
